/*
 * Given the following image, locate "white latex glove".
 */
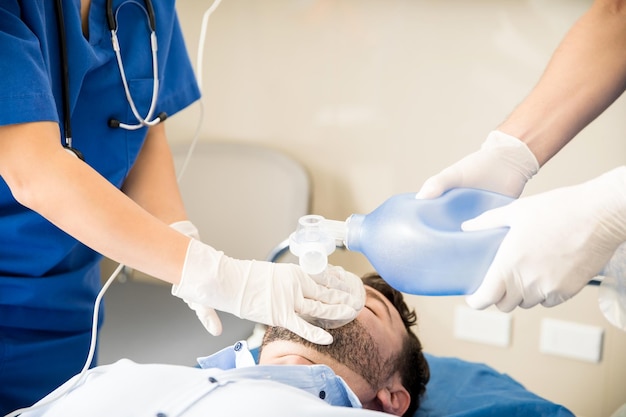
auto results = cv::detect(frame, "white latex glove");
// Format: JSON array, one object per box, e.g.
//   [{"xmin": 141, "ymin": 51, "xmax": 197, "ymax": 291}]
[
  {"xmin": 169, "ymin": 221, "xmax": 223, "ymax": 336},
  {"xmin": 464, "ymin": 166, "xmax": 626, "ymax": 312},
  {"xmin": 172, "ymin": 239, "xmax": 366, "ymax": 345},
  {"xmin": 416, "ymin": 130, "xmax": 539, "ymax": 199}
]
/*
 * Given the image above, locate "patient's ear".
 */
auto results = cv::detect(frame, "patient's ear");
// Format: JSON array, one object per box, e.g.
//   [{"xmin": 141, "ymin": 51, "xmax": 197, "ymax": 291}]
[{"xmin": 375, "ymin": 373, "xmax": 410, "ymax": 416}]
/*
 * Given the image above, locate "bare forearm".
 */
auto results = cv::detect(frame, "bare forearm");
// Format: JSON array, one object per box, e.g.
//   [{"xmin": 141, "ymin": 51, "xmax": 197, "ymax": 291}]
[
  {"xmin": 0, "ymin": 122, "xmax": 188, "ymax": 284},
  {"xmin": 122, "ymin": 123, "xmax": 187, "ymax": 225},
  {"xmin": 498, "ymin": 0, "xmax": 626, "ymax": 165}
]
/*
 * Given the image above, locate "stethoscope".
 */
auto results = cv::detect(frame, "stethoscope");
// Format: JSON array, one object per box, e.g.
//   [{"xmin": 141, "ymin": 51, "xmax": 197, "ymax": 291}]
[{"xmin": 53, "ymin": 0, "xmax": 167, "ymax": 159}]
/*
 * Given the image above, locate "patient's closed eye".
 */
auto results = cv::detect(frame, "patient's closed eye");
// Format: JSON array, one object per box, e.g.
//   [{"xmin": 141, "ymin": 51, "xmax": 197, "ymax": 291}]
[
  {"xmin": 365, "ymin": 289, "xmax": 391, "ymax": 322},
  {"xmin": 365, "ymin": 305, "xmax": 377, "ymax": 316}
]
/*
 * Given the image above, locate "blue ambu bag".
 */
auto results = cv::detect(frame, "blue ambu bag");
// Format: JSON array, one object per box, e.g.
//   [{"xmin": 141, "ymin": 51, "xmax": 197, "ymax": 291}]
[{"xmin": 345, "ymin": 188, "xmax": 514, "ymax": 295}]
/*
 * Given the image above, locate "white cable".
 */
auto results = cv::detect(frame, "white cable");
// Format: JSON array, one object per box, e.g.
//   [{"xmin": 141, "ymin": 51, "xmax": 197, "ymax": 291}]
[
  {"xmin": 196, "ymin": 0, "xmax": 223, "ymax": 92},
  {"xmin": 4, "ymin": 2, "xmax": 223, "ymax": 415},
  {"xmin": 3, "ymin": 263, "xmax": 124, "ymax": 417},
  {"xmin": 176, "ymin": 98, "xmax": 204, "ymax": 183},
  {"xmin": 177, "ymin": 0, "xmax": 223, "ymax": 181}
]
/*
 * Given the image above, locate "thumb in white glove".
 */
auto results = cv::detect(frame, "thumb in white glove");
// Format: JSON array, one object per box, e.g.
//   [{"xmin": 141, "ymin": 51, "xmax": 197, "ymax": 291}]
[
  {"xmin": 172, "ymin": 239, "xmax": 365, "ymax": 345},
  {"xmin": 184, "ymin": 302, "xmax": 223, "ymax": 336},
  {"xmin": 169, "ymin": 220, "xmax": 223, "ymax": 336},
  {"xmin": 463, "ymin": 166, "xmax": 626, "ymax": 312},
  {"xmin": 416, "ymin": 130, "xmax": 539, "ymax": 199}
]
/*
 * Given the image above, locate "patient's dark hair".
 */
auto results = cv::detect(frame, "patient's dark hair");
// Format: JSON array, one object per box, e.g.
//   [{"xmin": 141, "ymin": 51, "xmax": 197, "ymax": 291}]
[{"xmin": 361, "ymin": 272, "xmax": 430, "ymax": 417}]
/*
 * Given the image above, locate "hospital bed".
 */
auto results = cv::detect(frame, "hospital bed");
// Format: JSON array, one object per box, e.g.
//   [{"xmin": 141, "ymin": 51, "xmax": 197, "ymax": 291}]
[
  {"xmin": 415, "ymin": 354, "xmax": 574, "ymax": 417},
  {"xmin": 99, "ymin": 141, "xmax": 575, "ymax": 417}
]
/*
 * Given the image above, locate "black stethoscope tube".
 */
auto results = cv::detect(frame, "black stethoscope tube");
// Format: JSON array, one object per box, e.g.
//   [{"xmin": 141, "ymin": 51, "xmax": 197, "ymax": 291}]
[
  {"xmin": 54, "ymin": 0, "xmax": 84, "ymax": 160},
  {"xmin": 106, "ymin": 0, "xmax": 156, "ymax": 32}
]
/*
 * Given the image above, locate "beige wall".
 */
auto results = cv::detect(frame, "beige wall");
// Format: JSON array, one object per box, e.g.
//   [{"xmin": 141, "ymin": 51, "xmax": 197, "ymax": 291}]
[{"xmin": 167, "ymin": 1, "xmax": 626, "ymax": 416}]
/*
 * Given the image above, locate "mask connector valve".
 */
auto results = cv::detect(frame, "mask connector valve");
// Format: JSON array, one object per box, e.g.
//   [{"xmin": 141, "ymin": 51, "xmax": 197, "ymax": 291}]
[{"xmin": 289, "ymin": 215, "xmax": 341, "ymax": 275}]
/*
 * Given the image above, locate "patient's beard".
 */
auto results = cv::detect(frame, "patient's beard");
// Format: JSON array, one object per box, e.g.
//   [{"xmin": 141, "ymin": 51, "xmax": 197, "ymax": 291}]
[{"xmin": 262, "ymin": 320, "xmax": 395, "ymax": 389}]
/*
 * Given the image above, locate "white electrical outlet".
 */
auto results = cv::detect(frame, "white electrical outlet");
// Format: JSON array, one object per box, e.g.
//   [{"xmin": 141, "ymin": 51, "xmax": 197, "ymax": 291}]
[
  {"xmin": 454, "ymin": 305, "xmax": 512, "ymax": 347},
  {"xmin": 540, "ymin": 318, "xmax": 604, "ymax": 363}
]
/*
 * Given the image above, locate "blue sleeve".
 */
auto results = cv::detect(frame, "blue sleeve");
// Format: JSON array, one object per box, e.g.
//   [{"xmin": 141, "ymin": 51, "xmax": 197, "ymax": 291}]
[
  {"xmin": 0, "ymin": 1, "xmax": 59, "ymax": 126},
  {"xmin": 154, "ymin": 7, "xmax": 201, "ymax": 118}
]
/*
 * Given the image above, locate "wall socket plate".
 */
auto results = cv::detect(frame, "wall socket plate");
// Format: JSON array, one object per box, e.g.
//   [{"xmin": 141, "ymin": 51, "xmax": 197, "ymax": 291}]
[
  {"xmin": 540, "ymin": 318, "xmax": 604, "ymax": 363},
  {"xmin": 454, "ymin": 305, "xmax": 512, "ymax": 347}
]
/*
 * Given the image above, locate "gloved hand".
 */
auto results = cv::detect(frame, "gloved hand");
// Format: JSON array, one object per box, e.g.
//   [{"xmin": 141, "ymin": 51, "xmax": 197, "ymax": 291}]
[
  {"xmin": 172, "ymin": 239, "xmax": 366, "ymax": 344},
  {"xmin": 463, "ymin": 167, "xmax": 626, "ymax": 312},
  {"xmin": 169, "ymin": 221, "xmax": 223, "ymax": 336},
  {"xmin": 416, "ymin": 130, "xmax": 539, "ymax": 199}
]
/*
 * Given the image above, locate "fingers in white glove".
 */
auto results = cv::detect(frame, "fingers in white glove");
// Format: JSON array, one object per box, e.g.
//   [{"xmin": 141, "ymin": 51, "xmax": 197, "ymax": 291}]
[
  {"xmin": 463, "ymin": 199, "xmax": 583, "ymax": 312},
  {"xmin": 173, "ymin": 240, "xmax": 365, "ymax": 345},
  {"xmin": 464, "ymin": 167, "xmax": 626, "ymax": 312},
  {"xmin": 416, "ymin": 131, "xmax": 539, "ymax": 199},
  {"xmin": 464, "ymin": 275, "xmax": 505, "ymax": 310},
  {"xmin": 187, "ymin": 301, "xmax": 223, "ymax": 335},
  {"xmin": 281, "ymin": 265, "xmax": 364, "ymax": 339},
  {"xmin": 268, "ymin": 263, "xmax": 364, "ymax": 339},
  {"xmin": 304, "ymin": 265, "xmax": 366, "ymax": 312},
  {"xmin": 295, "ymin": 265, "xmax": 365, "ymax": 331},
  {"xmin": 416, "ymin": 166, "xmax": 461, "ymax": 199},
  {"xmin": 284, "ymin": 315, "xmax": 334, "ymax": 345}
]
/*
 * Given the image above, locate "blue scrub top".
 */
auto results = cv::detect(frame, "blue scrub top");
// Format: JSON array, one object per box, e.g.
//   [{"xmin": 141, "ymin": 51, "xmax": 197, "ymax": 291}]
[{"xmin": 0, "ymin": 0, "xmax": 201, "ymax": 332}]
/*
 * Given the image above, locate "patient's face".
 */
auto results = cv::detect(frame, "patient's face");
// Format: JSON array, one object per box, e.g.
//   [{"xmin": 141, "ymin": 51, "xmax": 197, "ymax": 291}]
[{"xmin": 259, "ymin": 285, "xmax": 407, "ymax": 409}]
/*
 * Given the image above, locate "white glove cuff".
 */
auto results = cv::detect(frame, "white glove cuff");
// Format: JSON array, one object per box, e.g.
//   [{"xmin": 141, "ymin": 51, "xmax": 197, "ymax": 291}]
[
  {"xmin": 599, "ymin": 242, "xmax": 626, "ymax": 331},
  {"xmin": 591, "ymin": 166, "xmax": 626, "ymax": 240},
  {"xmin": 169, "ymin": 220, "xmax": 201, "ymax": 240},
  {"xmin": 172, "ymin": 239, "xmax": 224, "ymax": 305},
  {"xmin": 482, "ymin": 130, "xmax": 540, "ymax": 181}
]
